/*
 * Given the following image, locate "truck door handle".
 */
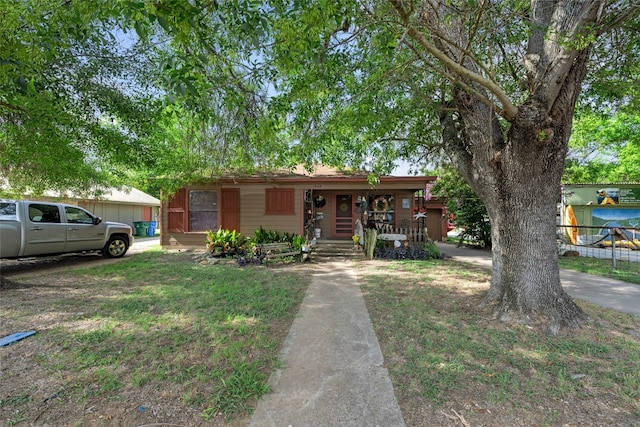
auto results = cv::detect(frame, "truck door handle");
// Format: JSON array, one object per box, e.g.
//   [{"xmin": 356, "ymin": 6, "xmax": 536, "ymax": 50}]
[
  {"xmin": 29, "ymin": 227, "xmax": 42, "ymax": 231},
  {"xmin": 68, "ymin": 227, "xmax": 79, "ymax": 231}
]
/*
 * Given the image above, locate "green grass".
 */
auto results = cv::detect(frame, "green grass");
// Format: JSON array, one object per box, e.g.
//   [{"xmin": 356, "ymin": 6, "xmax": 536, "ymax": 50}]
[
  {"xmin": 358, "ymin": 259, "xmax": 640, "ymax": 426},
  {"xmin": 4, "ymin": 247, "xmax": 640, "ymax": 426},
  {"xmin": 559, "ymin": 255, "xmax": 640, "ymax": 285},
  {"xmin": 2, "ymin": 251, "xmax": 309, "ymax": 422}
]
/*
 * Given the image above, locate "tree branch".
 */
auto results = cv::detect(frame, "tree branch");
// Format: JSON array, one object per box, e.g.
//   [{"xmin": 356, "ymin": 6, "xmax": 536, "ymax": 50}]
[
  {"xmin": 598, "ymin": 1, "xmax": 640, "ymax": 33},
  {"xmin": 388, "ymin": 0, "xmax": 519, "ymax": 120},
  {"xmin": 397, "ymin": 35, "xmax": 504, "ymax": 116},
  {"xmin": 0, "ymin": 102, "xmax": 27, "ymax": 113}
]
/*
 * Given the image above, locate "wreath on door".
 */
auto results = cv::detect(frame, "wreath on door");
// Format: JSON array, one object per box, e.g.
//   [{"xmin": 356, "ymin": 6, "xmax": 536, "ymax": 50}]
[
  {"xmin": 314, "ymin": 195, "xmax": 326, "ymax": 209},
  {"xmin": 373, "ymin": 196, "xmax": 389, "ymax": 212}
]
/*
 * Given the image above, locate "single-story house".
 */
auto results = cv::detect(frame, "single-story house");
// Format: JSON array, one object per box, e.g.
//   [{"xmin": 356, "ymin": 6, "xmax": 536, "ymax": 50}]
[
  {"xmin": 561, "ymin": 183, "xmax": 640, "ymax": 246},
  {"xmin": 15, "ymin": 187, "xmax": 161, "ymax": 231},
  {"xmin": 161, "ymin": 165, "xmax": 448, "ymax": 248}
]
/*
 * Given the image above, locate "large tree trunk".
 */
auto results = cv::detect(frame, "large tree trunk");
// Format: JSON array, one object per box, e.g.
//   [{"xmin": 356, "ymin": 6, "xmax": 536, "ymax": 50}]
[
  {"xmin": 438, "ymin": 51, "xmax": 594, "ymax": 331},
  {"xmin": 447, "ymin": 51, "xmax": 592, "ymax": 332},
  {"xmin": 490, "ymin": 111, "xmax": 586, "ymax": 331},
  {"xmin": 444, "ymin": 103, "xmax": 589, "ymax": 331},
  {"xmin": 390, "ymin": 0, "xmax": 618, "ymax": 332}
]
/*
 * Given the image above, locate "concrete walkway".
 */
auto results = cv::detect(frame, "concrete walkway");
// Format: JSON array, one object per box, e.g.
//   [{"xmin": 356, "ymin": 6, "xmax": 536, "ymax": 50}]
[
  {"xmin": 249, "ymin": 259, "xmax": 405, "ymax": 427},
  {"xmin": 249, "ymin": 242, "xmax": 640, "ymax": 426},
  {"xmin": 436, "ymin": 242, "xmax": 640, "ymax": 317}
]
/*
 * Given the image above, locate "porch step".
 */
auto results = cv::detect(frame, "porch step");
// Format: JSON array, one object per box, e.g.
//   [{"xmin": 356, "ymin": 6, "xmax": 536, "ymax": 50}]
[{"xmin": 311, "ymin": 240, "xmax": 366, "ymax": 261}]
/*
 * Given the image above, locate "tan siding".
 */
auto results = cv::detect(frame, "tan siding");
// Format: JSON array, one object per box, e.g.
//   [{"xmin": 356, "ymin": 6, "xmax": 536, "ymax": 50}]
[
  {"xmin": 160, "ymin": 179, "xmax": 441, "ymax": 248},
  {"xmin": 238, "ymin": 185, "xmax": 267, "ymax": 235},
  {"xmin": 78, "ymin": 201, "xmax": 139, "ymax": 228},
  {"xmin": 238, "ymin": 184, "xmax": 303, "ymax": 236},
  {"xmin": 162, "ymin": 232, "xmax": 207, "ymax": 248}
]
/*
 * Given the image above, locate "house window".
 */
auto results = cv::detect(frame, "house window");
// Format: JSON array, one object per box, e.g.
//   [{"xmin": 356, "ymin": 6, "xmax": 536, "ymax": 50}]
[
  {"xmin": 265, "ymin": 188, "xmax": 295, "ymax": 215},
  {"xmin": 189, "ymin": 190, "xmax": 218, "ymax": 231}
]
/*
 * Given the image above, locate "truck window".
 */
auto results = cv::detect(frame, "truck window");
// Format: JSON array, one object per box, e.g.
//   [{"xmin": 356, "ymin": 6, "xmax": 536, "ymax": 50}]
[
  {"xmin": 29, "ymin": 204, "xmax": 61, "ymax": 223},
  {"xmin": 0, "ymin": 202, "xmax": 17, "ymax": 220},
  {"xmin": 65, "ymin": 206, "xmax": 94, "ymax": 224}
]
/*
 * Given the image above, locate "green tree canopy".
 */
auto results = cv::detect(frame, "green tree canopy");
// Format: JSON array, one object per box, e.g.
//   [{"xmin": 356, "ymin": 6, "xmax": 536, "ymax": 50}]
[
  {"xmin": 0, "ymin": 1, "xmax": 161, "ymax": 196},
  {"xmin": 564, "ymin": 111, "xmax": 640, "ymax": 183},
  {"xmin": 254, "ymin": 0, "xmax": 640, "ymax": 330},
  {"xmin": 0, "ymin": 1, "xmax": 284, "ymax": 197}
]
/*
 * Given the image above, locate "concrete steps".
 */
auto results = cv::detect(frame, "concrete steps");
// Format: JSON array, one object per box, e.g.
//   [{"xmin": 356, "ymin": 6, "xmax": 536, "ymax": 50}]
[{"xmin": 311, "ymin": 239, "xmax": 366, "ymax": 261}]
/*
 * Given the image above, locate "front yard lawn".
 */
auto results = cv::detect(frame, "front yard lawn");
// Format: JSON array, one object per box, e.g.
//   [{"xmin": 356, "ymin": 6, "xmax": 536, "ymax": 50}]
[{"xmin": 1, "ymin": 250, "xmax": 310, "ymax": 426}]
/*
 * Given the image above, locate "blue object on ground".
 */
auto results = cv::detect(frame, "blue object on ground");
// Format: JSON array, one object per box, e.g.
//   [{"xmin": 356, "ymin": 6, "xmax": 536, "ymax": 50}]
[
  {"xmin": 146, "ymin": 221, "xmax": 157, "ymax": 236},
  {"xmin": 0, "ymin": 331, "xmax": 36, "ymax": 347}
]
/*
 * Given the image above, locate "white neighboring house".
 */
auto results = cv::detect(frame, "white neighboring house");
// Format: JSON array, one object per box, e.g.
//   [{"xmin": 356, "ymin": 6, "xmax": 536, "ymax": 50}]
[{"xmin": 17, "ymin": 187, "xmax": 160, "ymax": 233}]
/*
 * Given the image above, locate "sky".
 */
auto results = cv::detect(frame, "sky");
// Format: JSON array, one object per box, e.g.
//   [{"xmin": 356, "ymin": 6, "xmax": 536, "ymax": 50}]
[{"xmin": 392, "ymin": 160, "xmax": 413, "ymax": 176}]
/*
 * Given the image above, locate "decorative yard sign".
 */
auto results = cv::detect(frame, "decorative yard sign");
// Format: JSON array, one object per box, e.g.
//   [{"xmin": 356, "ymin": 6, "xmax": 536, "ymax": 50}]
[
  {"xmin": 561, "ymin": 184, "xmax": 640, "ymax": 246},
  {"xmin": 620, "ymin": 188, "xmax": 640, "ymax": 204},
  {"xmin": 563, "ymin": 184, "xmax": 640, "ymax": 206}
]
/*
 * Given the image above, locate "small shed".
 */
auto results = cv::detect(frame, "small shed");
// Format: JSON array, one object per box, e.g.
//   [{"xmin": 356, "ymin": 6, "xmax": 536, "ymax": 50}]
[{"xmin": 161, "ymin": 166, "xmax": 448, "ymax": 248}]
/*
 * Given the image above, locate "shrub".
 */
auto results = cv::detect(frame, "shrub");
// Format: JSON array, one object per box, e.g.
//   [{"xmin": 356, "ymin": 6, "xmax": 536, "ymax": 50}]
[
  {"xmin": 290, "ymin": 234, "xmax": 308, "ymax": 251},
  {"xmin": 249, "ymin": 226, "xmax": 303, "ymax": 246},
  {"xmin": 251, "ymin": 226, "xmax": 294, "ymax": 245},
  {"xmin": 205, "ymin": 228, "xmax": 246, "ymax": 255},
  {"xmin": 431, "ymin": 168, "xmax": 492, "ymax": 248},
  {"xmin": 423, "ymin": 242, "xmax": 441, "ymax": 259},
  {"xmin": 374, "ymin": 245, "xmax": 441, "ymax": 260}
]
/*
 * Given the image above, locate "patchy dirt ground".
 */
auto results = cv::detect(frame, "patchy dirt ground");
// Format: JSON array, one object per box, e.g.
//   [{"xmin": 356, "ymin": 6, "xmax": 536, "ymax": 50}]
[
  {"xmin": 1, "ymin": 255, "xmax": 257, "ymax": 426},
  {"xmin": 358, "ymin": 259, "xmax": 640, "ymax": 427},
  {"xmin": 2, "ymin": 254, "xmax": 640, "ymax": 426}
]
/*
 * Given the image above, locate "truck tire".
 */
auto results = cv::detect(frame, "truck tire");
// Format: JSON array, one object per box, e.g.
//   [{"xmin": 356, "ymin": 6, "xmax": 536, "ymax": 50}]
[{"xmin": 103, "ymin": 235, "xmax": 129, "ymax": 258}]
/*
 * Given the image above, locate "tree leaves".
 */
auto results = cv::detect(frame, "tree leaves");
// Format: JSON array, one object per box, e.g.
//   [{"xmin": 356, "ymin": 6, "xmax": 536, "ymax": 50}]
[
  {"xmin": 565, "ymin": 111, "xmax": 640, "ymax": 183},
  {"xmin": 1, "ymin": 1, "xmax": 638, "ymax": 198}
]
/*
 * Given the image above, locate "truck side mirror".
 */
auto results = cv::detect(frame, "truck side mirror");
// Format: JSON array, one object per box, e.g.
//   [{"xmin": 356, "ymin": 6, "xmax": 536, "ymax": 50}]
[{"xmin": 93, "ymin": 217, "xmax": 102, "ymax": 225}]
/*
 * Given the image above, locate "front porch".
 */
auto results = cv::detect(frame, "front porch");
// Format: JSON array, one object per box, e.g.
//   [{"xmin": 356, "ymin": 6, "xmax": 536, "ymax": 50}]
[{"xmin": 303, "ymin": 189, "xmax": 447, "ymax": 242}]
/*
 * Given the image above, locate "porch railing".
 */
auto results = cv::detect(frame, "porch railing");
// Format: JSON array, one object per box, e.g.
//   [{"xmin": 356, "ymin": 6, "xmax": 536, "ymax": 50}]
[{"xmin": 389, "ymin": 227, "xmax": 431, "ymax": 244}]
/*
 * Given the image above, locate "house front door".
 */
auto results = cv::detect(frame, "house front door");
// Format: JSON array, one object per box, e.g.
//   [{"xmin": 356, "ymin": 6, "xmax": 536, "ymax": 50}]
[{"xmin": 334, "ymin": 194, "xmax": 353, "ymax": 238}]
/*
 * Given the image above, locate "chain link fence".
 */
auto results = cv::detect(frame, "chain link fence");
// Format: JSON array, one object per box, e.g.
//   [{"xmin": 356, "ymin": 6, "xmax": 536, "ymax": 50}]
[{"xmin": 558, "ymin": 224, "xmax": 640, "ymax": 273}]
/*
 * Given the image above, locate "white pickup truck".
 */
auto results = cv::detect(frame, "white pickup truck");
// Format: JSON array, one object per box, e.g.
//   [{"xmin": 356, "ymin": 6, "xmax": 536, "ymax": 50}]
[{"xmin": 0, "ymin": 199, "xmax": 134, "ymax": 259}]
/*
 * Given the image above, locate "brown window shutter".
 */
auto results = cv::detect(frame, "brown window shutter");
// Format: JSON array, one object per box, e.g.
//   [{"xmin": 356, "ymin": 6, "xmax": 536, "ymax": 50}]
[
  {"xmin": 265, "ymin": 188, "xmax": 295, "ymax": 215},
  {"xmin": 167, "ymin": 188, "xmax": 187, "ymax": 232}
]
